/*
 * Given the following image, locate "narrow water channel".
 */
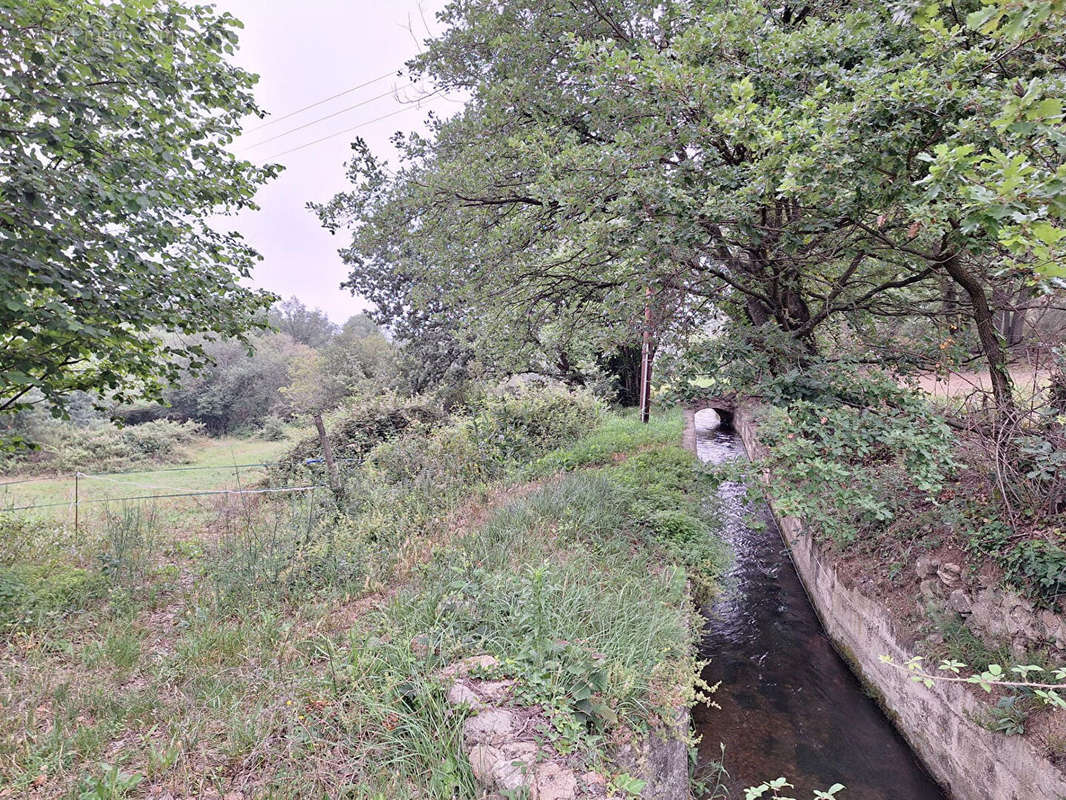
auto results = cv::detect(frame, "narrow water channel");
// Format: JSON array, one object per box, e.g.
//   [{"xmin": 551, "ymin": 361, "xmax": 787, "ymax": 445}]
[{"xmin": 692, "ymin": 411, "xmax": 946, "ymax": 800}]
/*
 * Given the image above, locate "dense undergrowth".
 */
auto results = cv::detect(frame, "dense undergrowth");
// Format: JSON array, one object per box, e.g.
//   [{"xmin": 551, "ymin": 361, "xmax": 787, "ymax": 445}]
[
  {"xmin": 0, "ymin": 387, "xmax": 725, "ymax": 798},
  {"xmin": 0, "ymin": 419, "xmax": 205, "ymax": 475},
  {"xmin": 699, "ymin": 355, "xmax": 1066, "ymax": 611}
]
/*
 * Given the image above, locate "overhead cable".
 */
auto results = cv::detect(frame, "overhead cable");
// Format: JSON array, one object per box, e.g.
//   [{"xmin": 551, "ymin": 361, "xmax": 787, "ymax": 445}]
[
  {"xmin": 244, "ymin": 83, "xmax": 415, "ymax": 150},
  {"xmin": 244, "ymin": 69, "xmax": 400, "ymax": 133}
]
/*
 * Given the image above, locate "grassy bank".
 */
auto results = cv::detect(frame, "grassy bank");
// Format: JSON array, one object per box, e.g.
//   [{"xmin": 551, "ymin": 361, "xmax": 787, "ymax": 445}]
[{"xmin": 0, "ymin": 396, "xmax": 725, "ymax": 798}]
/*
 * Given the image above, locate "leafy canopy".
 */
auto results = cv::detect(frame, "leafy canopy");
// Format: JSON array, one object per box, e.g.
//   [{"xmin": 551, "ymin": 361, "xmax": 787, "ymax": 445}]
[{"xmin": 0, "ymin": 0, "xmax": 281, "ymax": 414}]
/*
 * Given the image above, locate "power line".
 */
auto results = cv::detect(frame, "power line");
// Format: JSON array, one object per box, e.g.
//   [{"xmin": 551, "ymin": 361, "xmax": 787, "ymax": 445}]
[
  {"xmin": 245, "ymin": 70, "xmax": 400, "ymax": 134},
  {"xmin": 244, "ymin": 83, "xmax": 415, "ymax": 150},
  {"xmin": 266, "ymin": 91, "xmax": 441, "ymax": 159}
]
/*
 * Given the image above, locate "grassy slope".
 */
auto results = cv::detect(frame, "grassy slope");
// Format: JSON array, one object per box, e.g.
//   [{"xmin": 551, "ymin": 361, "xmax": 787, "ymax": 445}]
[{"xmin": 0, "ymin": 408, "xmax": 726, "ymax": 799}]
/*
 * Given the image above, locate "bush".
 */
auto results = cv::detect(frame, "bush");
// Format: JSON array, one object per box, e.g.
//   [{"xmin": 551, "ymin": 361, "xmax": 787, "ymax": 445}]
[
  {"xmin": 1002, "ymin": 539, "xmax": 1066, "ymax": 608},
  {"xmin": 467, "ymin": 383, "xmax": 604, "ymax": 469},
  {"xmin": 1, "ymin": 419, "xmax": 204, "ymax": 474},
  {"xmin": 258, "ymin": 416, "xmax": 288, "ymax": 441},
  {"xmin": 279, "ymin": 393, "xmax": 444, "ymax": 474},
  {"xmin": 753, "ymin": 373, "xmax": 956, "ymax": 547}
]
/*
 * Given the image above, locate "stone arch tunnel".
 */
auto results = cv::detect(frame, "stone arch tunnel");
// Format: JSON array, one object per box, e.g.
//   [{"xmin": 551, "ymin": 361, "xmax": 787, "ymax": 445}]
[{"xmin": 685, "ymin": 394, "xmax": 737, "ymax": 431}]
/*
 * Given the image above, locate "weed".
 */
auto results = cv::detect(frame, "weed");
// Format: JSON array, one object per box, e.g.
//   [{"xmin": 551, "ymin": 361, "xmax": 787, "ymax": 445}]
[
  {"xmin": 0, "ymin": 563, "xmax": 105, "ymax": 632},
  {"xmin": 0, "ymin": 405, "xmax": 714, "ymax": 797},
  {"xmin": 77, "ymin": 763, "xmax": 144, "ymax": 800},
  {"xmin": 98, "ymin": 504, "xmax": 159, "ymax": 585},
  {"xmin": 981, "ymin": 695, "xmax": 1033, "ymax": 736},
  {"xmin": 528, "ymin": 409, "xmax": 682, "ymax": 475}
]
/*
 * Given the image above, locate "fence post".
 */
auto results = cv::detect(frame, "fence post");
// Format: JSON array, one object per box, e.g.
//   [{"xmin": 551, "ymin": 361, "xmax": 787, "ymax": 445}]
[
  {"xmin": 313, "ymin": 413, "xmax": 345, "ymax": 503},
  {"xmin": 74, "ymin": 471, "xmax": 79, "ymax": 534}
]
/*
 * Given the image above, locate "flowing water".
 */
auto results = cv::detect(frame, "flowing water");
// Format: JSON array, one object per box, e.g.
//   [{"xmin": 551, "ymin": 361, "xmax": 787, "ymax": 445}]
[{"xmin": 691, "ymin": 410, "xmax": 946, "ymax": 800}]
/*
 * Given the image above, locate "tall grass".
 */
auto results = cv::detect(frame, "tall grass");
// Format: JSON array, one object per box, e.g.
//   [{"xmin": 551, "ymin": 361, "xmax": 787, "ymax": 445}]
[{"xmin": 0, "ymin": 399, "xmax": 725, "ymax": 798}]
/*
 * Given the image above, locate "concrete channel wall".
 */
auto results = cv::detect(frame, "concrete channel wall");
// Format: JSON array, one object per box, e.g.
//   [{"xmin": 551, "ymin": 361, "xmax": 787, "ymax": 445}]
[{"xmin": 687, "ymin": 404, "xmax": 1066, "ymax": 800}]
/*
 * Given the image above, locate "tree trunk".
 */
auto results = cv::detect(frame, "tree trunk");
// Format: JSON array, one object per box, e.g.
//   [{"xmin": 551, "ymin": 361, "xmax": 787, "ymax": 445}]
[
  {"xmin": 942, "ymin": 255, "xmax": 1016, "ymax": 419},
  {"xmin": 313, "ymin": 412, "xmax": 345, "ymax": 503},
  {"xmin": 1007, "ymin": 287, "xmax": 1030, "ymax": 350}
]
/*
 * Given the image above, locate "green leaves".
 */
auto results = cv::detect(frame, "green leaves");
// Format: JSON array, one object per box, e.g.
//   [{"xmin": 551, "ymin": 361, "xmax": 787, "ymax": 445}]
[
  {"xmin": 1, "ymin": 0, "xmax": 280, "ymax": 415},
  {"xmin": 966, "ymin": 0, "xmax": 1066, "ymax": 40}
]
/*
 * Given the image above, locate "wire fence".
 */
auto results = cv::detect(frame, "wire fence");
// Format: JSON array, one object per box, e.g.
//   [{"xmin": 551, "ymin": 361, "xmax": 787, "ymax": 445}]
[{"xmin": 0, "ymin": 457, "xmax": 353, "ymax": 524}]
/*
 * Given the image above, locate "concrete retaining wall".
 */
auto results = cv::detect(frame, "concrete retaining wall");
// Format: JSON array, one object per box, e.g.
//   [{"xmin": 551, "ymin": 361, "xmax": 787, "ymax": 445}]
[{"xmin": 704, "ymin": 403, "xmax": 1066, "ymax": 800}]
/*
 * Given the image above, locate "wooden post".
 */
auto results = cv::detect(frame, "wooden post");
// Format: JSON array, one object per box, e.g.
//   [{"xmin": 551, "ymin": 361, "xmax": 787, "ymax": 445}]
[
  {"xmin": 313, "ymin": 413, "xmax": 344, "ymax": 502},
  {"xmin": 639, "ymin": 286, "xmax": 653, "ymax": 423}
]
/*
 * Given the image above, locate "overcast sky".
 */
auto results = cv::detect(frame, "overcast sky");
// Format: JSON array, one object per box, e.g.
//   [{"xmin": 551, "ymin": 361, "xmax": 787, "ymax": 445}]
[{"xmin": 213, "ymin": 1, "xmax": 455, "ymax": 322}]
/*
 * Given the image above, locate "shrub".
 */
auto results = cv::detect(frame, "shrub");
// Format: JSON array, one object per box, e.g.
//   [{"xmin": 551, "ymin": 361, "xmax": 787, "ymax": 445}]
[
  {"xmin": 258, "ymin": 416, "xmax": 288, "ymax": 441},
  {"xmin": 279, "ymin": 392, "xmax": 444, "ymax": 473},
  {"xmin": 753, "ymin": 376, "xmax": 956, "ymax": 547},
  {"xmin": 2, "ymin": 419, "xmax": 204, "ymax": 474},
  {"xmin": 1002, "ymin": 539, "xmax": 1066, "ymax": 608},
  {"xmin": 467, "ymin": 383, "xmax": 604, "ymax": 469}
]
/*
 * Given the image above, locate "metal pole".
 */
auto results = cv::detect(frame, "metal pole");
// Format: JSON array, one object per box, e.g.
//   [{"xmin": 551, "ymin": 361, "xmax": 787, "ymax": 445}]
[
  {"xmin": 640, "ymin": 285, "xmax": 653, "ymax": 423},
  {"xmin": 74, "ymin": 471, "xmax": 79, "ymax": 534}
]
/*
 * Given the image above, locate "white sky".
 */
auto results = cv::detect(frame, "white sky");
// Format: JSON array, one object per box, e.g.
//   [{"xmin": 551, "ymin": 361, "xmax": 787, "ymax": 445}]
[{"xmin": 213, "ymin": 0, "xmax": 455, "ymax": 322}]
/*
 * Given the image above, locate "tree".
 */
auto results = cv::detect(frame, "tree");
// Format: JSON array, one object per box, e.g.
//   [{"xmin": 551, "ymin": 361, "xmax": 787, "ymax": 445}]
[
  {"xmin": 279, "ymin": 313, "xmax": 399, "ymax": 414},
  {"xmin": 318, "ymin": 2, "xmax": 927, "ymax": 385},
  {"xmin": 0, "ymin": 0, "xmax": 280, "ymax": 415},
  {"xmin": 320, "ymin": 0, "xmax": 1065, "ymax": 423},
  {"xmin": 339, "ymin": 312, "xmax": 381, "ymax": 340},
  {"xmin": 268, "ymin": 297, "xmax": 339, "ymax": 348},
  {"xmin": 164, "ymin": 333, "xmax": 307, "ymax": 434}
]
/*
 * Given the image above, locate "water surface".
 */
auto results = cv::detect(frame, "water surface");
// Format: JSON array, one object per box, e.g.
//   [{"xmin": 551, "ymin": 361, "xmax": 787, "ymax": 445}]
[{"xmin": 692, "ymin": 411, "xmax": 946, "ymax": 799}]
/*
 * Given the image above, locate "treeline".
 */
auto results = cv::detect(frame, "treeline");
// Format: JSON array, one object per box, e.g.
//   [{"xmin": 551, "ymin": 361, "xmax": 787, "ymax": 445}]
[
  {"xmin": 0, "ymin": 298, "xmax": 399, "ymax": 472},
  {"xmin": 316, "ymin": 0, "xmax": 1065, "ymax": 421},
  {"xmin": 125, "ymin": 299, "xmax": 398, "ymax": 435}
]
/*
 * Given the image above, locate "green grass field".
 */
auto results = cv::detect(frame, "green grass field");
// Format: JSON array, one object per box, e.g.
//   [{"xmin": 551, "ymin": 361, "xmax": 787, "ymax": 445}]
[{"xmin": 0, "ymin": 434, "xmax": 304, "ymax": 524}]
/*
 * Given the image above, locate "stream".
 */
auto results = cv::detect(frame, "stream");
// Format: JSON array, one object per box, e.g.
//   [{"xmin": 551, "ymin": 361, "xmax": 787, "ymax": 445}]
[{"xmin": 691, "ymin": 410, "xmax": 947, "ymax": 800}]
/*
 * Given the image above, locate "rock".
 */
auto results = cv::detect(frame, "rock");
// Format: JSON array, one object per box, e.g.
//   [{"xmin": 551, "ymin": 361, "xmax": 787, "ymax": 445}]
[
  {"xmin": 494, "ymin": 742, "xmax": 537, "ymax": 793},
  {"xmin": 916, "ymin": 555, "xmax": 940, "ymax": 579},
  {"xmin": 969, "ymin": 590, "xmax": 1005, "ymax": 637},
  {"xmin": 469, "ymin": 744, "xmax": 503, "ymax": 786},
  {"xmin": 500, "ymin": 741, "xmax": 538, "ymax": 762},
  {"xmin": 1006, "ymin": 599, "xmax": 1036, "ymax": 636},
  {"xmin": 937, "ymin": 562, "xmax": 962, "ymax": 588},
  {"xmin": 478, "ymin": 679, "xmax": 515, "ymax": 704},
  {"xmin": 582, "ymin": 771, "xmax": 607, "ymax": 788},
  {"xmin": 948, "ymin": 589, "xmax": 973, "ymax": 615},
  {"xmin": 1038, "ymin": 610, "xmax": 1066, "ymax": 650},
  {"xmin": 534, "ymin": 762, "xmax": 578, "ymax": 800},
  {"xmin": 919, "ymin": 579, "xmax": 943, "ymax": 602},
  {"xmin": 440, "ymin": 655, "xmax": 499, "ymax": 679},
  {"xmin": 463, "ymin": 709, "xmax": 515, "ymax": 747},
  {"xmin": 447, "ymin": 681, "xmax": 487, "ymax": 711},
  {"xmin": 466, "ymin": 741, "xmax": 536, "ymax": 795},
  {"xmin": 1038, "ymin": 609, "xmax": 1061, "ymax": 633}
]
